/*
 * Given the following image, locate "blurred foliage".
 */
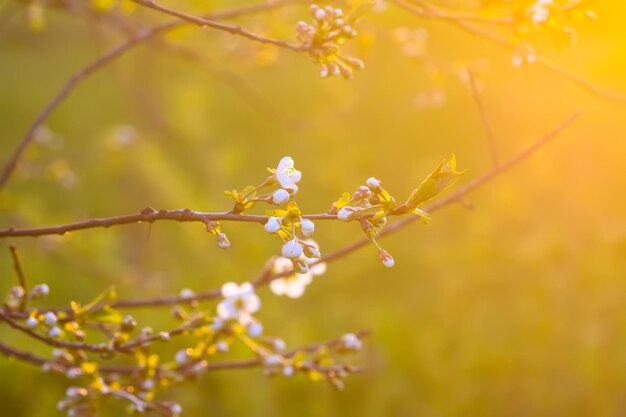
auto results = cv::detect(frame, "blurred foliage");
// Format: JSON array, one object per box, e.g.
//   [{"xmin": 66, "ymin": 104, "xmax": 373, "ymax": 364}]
[{"xmin": 1, "ymin": 0, "xmax": 626, "ymax": 416}]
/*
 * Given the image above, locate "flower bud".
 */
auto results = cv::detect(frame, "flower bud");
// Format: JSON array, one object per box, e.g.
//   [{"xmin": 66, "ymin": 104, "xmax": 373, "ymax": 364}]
[
  {"xmin": 121, "ymin": 315, "xmax": 137, "ymax": 332},
  {"xmin": 65, "ymin": 367, "xmax": 82, "ymax": 378},
  {"xmin": 175, "ymin": 350, "xmax": 188, "ymax": 364},
  {"xmin": 247, "ymin": 321, "xmax": 263, "ymax": 337},
  {"xmin": 353, "ymin": 185, "xmax": 371, "ymax": 199},
  {"xmin": 314, "ymin": 8, "xmax": 326, "ymax": 20},
  {"xmin": 283, "ymin": 365, "xmax": 295, "ymax": 377},
  {"xmin": 26, "ymin": 317, "xmax": 38, "ymax": 328},
  {"xmin": 282, "ymin": 239, "xmax": 303, "ymax": 258},
  {"xmin": 48, "ymin": 326, "xmax": 61, "ymax": 338},
  {"xmin": 31, "ymin": 283, "xmax": 50, "ymax": 298},
  {"xmin": 264, "ymin": 354, "xmax": 281, "ymax": 366},
  {"xmin": 271, "ymin": 189, "xmax": 290, "ymax": 205},
  {"xmin": 216, "ymin": 233, "xmax": 230, "ymax": 249},
  {"xmin": 292, "ymin": 257, "xmax": 309, "ymax": 274},
  {"xmin": 337, "ymin": 206, "xmax": 359, "ymax": 221},
  {"xmin": 170, "ymin": 403, "xmax": 183, "ymax": 415},
  {"xmin": 216, "ymin": 340, "xmax": 229, "ymax": 352},
  {"xmin": 378, "ymin": 249, "xmax": 395, "ymax": 268},
  {"xmin": 366, "ymin": 177, "xmax": 381, "ymax": 189},
  {"xmin": 303, "ymin": 243, "xmax": 321, "ymax": 258},
  {"xmin": 179, "ymin": 288, "xmax": 194, "ymax": 299},
  {"xmin": 264, "ymin": 217, "xmax": 282, "ymax": 234},
  {"xmin": 300, "ymin": 219, "xmax": 315, "ymax": 236},
  {"xmin": 273, "ymin": 338, "xmax": 286, "ymax": 351},
  {"xmin": 341, "ymin": 332, "xmax": 363, "ymax": 350},
  {"xmin": 44, "ymin": 312, "xmax": 57, "ymax": 327}
]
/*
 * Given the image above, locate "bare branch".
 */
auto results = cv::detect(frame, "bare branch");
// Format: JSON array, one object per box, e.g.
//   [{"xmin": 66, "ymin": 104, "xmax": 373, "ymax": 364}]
[
  {"xmin": 8, "ymin": 245, "xmax": 28, "ymax": 311},
  {"xmin": 0, "ymin": 340, "xmax": 48, "ymax": 367}
]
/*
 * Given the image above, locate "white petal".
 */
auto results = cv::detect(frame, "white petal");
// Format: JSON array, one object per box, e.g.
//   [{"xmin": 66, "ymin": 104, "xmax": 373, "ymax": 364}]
[
  {"xmin": 243, "ymin": 293, "xmax": 261, "ymax": 314},
  {"xmin": 270, "ymin": 278, "xmax": 287, "ymax": 295},
  {"xmin": 237, "ymin": 312, "xmax": 253, "ymax": 326},
  {"xmin": 285, "ymin": 282, "xmax": 306, "ymax": 298},
  {"xmin": 217, "ymin": 300, "xmax": 237, "ymax": 320},
  {"xmin": 272, "ymin": 257, "xmax": 293, "ymax": 274},
  {"xmin": 310, "ymin": 262, "xmax": 327, "ymax": 276},
  {"xmin": 239, "ymin": 282, "xmax": 254, "ymax": 296},
  {"xmin": 221, "ymin": 282, "xmax": 239, "ymax": 298}
]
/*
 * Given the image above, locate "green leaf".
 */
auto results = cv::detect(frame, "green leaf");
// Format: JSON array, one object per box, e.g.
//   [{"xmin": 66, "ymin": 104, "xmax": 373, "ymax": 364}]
[
  {"xmin": 401, "ymin": 153, "xmax": 464, "ymax": 212},
  {"xmin": 334, "ymin": 192, "xmax": 351, "ymax": 209}
]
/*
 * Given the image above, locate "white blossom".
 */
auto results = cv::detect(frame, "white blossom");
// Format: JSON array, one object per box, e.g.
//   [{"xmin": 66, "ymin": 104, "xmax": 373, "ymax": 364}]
[
  {"xmin": 300, "ymin": 219, "xmax": 315, "ymax": 236},
  {"xmin": 179, "ymin": 288, "xmax": 194, "ymax": 299},
  {"xmin": 170, "ymin": 403, "xmax": 183, "ymax": 415},
  {"xmin": 216, "ymin": 282, "xmax": 261, "ymax": 325},
  {"xmin": 31, "ymin": 283, "xmax": 50, "ymax": 298},
  {"xmin": 337, "ymin": 206, "xmax": 359, "ymax": 221},
  {"xmin": 379, "ymin": 250, "xmax": 395, "ymax": 268},
  {"xmin": 275, "ymin": 156, "xmax": 302, "ymax": 193},
  {"xmin": 271, "ymin": 189, "xmax": 290, "ymax": 205},
  {"xmin": 25, "ymin": 317, "xmax": 38, "ymax": 328},
  {"xmin": 216, "ymin": 233, "xmax": 230, "ymax": 249},
  {"xmin": 281, "ymin": 239, "xmax": 303, "ymax": 258},
  {"xmin": 175, "ymin": 349, "xmax": 188, "ymax": 364},
  {"xmin": 264, "ymin": 217, "xmax": 282, "ymax": 234},
  {"xmin": 216, "ymin": 340, "xmax": 229, "ymax": 353},
  {"xmin": 366, "ymin": 177, "xmax": 381, "ymax": 189},
  {"xmin": 247, "ymin": 320, "xmax": 264, "ymax": 337},
  {"xmin": 270, "ymin": 246, "xmax": 326, "ymax": 299},
  {"xmin": 44, "ymin": 312, "xmax": 57, "ymax": 327},
  {"xmin": 283, "ymin": 365, "xmax": 295, "ymax": 377},
  {"xmin": 341, "ymin": 333, "xmax": 363, "ymax": 351}
]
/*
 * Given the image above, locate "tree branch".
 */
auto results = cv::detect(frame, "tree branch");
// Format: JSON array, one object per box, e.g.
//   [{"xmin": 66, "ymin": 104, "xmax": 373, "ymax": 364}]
[{"xmin": 0, "ymin": 209, "xmax": 337, "ymax": 238}]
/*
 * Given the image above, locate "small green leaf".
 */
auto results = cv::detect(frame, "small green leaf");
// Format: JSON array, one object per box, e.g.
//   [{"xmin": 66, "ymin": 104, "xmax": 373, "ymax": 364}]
[{"xmin": 334, "ymin": 192, "xmax": 351, "ymax": 209}]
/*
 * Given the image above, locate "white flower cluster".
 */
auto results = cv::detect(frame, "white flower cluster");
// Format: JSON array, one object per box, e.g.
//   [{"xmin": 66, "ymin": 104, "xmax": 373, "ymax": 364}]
[
  {"xmin": 296, "ymin": 5, "xmax": 365, "ymax": 79},
  {"xmin": 270, "ymin": 248, "xmax": 327, "ymax": 299},
  {"xmin": 272, "ymin": 156, "xmax": 301, "ymax": 204},
  {"xmin": 216, "ymin": 282, "xmax": 261, "ymax": 327}
]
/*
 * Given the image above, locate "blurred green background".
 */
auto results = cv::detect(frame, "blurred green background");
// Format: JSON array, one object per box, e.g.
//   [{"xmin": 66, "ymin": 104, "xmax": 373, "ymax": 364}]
[{"xmin": 1, "ymin": 0, "xmax": 626, "ymax": 415}]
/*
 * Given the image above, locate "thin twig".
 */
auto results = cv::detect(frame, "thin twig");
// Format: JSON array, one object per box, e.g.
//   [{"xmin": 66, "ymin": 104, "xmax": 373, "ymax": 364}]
[
  {"xmin": 465, "ymin": 68, "xmax": 499, "ymax": 167},
  {"xmin": 8, "ymin": 245, "xmax": 28, "ymax": 311}
]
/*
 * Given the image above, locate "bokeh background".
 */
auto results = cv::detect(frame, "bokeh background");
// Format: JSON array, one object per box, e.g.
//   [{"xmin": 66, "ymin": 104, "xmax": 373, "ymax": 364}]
[{"xmin": 1, "ymin": 0, "xmax": 626, "ymax": 415}]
